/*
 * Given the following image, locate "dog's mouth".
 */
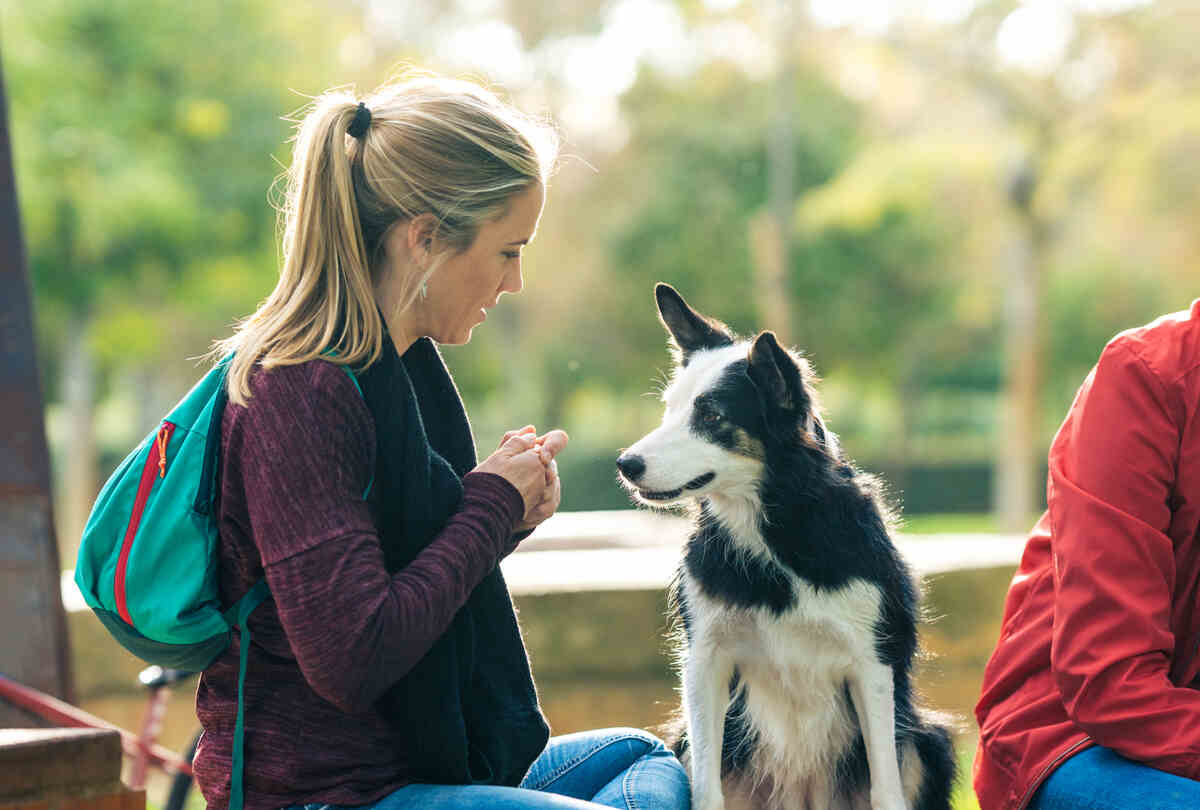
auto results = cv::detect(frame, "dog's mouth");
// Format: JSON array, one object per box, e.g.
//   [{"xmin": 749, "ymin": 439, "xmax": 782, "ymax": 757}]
[{"xmin": 636, "ymin": 471, "xmax": 716, "ymax": 501}]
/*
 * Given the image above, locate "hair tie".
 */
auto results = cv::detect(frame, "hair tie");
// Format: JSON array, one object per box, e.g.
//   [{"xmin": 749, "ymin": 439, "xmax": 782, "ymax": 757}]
[{"xmin": 348, "ymin": 101, "xmax": 372, "ymax": 139}]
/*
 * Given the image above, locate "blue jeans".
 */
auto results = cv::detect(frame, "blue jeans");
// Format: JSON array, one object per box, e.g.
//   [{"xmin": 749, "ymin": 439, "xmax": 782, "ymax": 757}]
[
  {"xmin": 292, "ymin": 727, "xmax": 690, "ymax": 810},
  {"xmin": 1029, "ymin": 745, "xmax": 1200, "ymax": 810}
]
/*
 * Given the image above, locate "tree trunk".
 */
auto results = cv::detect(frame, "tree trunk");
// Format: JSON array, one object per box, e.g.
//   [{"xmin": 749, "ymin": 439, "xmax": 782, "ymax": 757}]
[
  {"xmin": 995, "ymin": 216, "xmax": 1042, "ymax": 533},
  {"xmin": 756, "ymin": 0, "xmax": 797, "ymax": 344},
  {"xmin": 0, "ymin": 59, "xmax": 74, "ymax": 717}
]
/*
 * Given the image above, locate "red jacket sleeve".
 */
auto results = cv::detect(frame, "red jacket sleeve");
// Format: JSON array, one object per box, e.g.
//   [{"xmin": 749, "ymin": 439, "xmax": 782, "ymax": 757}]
[{"xmin": 1048, "ymin": 337, "xmax": 1199, "ymax": 775}]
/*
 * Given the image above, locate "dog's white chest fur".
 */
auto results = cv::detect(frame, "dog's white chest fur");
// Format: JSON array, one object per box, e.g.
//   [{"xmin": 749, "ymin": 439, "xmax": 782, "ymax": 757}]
[{"xmin": 684, "ymin": 570, "xmax": 885, "ymax": 806}]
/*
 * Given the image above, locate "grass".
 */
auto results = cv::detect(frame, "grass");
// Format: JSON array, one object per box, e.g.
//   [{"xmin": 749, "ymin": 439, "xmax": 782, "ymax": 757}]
[
  {"xmin": 900, "ymin": 511, "xmax": 1041, "ymax": 535},
  {"xmin": 952, "ymin": 743, "xmax": 982, "ymax": 810}
]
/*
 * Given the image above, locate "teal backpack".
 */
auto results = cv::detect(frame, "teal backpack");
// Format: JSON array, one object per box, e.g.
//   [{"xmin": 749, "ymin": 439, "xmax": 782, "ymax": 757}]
[{"xmin": 74, "ymin": 354, "xmax": 365, "ymax": 810}]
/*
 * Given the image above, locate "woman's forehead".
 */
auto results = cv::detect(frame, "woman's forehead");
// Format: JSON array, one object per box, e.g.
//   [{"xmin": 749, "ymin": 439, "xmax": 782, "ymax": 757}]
[{"xmin": 501, "ymin": 183, "xmax": 545, "ymax": 232}]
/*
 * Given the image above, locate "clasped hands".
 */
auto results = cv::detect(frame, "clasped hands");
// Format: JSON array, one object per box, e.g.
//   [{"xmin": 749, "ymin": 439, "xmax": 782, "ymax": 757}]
[{"xmin": 473, "ymin": 425, "xmax": 568, "ymax": 535}]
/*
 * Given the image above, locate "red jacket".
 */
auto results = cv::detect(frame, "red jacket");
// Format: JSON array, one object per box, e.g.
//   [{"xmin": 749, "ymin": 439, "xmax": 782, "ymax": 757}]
[{"xmin": 975, "ymin": 299, "xmax": 1200, "ymax": 810}]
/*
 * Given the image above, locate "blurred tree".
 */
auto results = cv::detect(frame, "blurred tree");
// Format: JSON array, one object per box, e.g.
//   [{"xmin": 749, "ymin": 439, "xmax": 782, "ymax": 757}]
[
  {"xmin": 758, "ymin": 0, "xmax": 803, "ymax": 346},
  {"xmin": 786, "ymin": 135, "xmax": 1005, "ymax": 506},
  {"xmin": 7, "ymin": 0, "xmax": 1198, "ymax": 523},
  {"xmin": 1, "ymin": 0, "xmax": 355, "ymax": 554},
  {"xmin": 805, "ymin": 0, "xmax": 1198, "ymax": 526},
  {"xmin": 608, "ymin": 64, "xmax": 860, "ymax": 365}
]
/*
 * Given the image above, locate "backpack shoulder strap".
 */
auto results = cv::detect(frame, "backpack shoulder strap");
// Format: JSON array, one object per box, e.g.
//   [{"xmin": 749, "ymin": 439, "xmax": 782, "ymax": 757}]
[
  {"xmin": 223, "ymin": 580, "xmax": 270, "ymax": 810},
  {"xmin": 194, "ymin": 355, "xmax": 233, "ymax": 516}
]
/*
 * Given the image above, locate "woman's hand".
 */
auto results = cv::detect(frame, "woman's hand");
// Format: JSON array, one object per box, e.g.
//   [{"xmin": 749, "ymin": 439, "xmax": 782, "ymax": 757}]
[
  {"xmin": 478, "ymin": 425, "xmax": 568, "ymax": 535},
  {"xmin": 473, "ymin": 429, "xmax": 549, "ymax": 517}
]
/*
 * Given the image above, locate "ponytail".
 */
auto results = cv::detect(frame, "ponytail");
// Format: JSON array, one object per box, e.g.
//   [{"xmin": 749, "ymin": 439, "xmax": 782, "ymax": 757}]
[{"xmin": 214, "ymin": 94, "xmax": 382, "ymax": 404}]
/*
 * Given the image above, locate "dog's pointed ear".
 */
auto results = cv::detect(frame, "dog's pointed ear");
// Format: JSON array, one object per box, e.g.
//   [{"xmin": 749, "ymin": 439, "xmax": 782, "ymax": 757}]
[
  {"xmin": 655, "ymin": 283, "xmax": 734, "ymax": 365},
  {"xmin": 747, "ymin": 331, "xmax": 808, "ymax": 417}
]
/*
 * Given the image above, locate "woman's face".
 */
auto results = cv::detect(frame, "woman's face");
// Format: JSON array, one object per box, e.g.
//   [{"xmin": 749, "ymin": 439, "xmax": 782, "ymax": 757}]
[{"xmin": 390, "ymin": 182, "xmax": 545, "ymax": 347}]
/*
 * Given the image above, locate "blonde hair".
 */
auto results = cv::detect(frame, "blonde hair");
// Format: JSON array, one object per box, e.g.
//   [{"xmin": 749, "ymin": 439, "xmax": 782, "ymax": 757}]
[{"xmin": 214, "ymin": 73, "xmax": 558, "ymax": 405}]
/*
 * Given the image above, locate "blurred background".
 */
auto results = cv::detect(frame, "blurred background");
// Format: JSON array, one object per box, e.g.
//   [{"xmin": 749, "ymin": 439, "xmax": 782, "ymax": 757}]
[{"xmin": 3, "ymin": 0, "xmax": 1198, "ymax": 807}]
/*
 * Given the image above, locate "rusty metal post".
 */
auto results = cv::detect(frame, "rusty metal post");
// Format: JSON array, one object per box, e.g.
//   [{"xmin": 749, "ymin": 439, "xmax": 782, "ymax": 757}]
[{"xmin": 0, "ymin": 50, "xmax": 75, "ymax": 723}]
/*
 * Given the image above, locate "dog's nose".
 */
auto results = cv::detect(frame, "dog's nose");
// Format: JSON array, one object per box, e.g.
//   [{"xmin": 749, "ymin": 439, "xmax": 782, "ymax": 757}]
[{"xmin": 616, "ymin": 454, "xmax": 646, "ymax": 482}]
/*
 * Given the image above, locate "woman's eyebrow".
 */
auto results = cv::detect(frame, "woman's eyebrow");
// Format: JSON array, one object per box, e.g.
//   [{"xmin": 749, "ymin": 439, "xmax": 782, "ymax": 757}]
[{"xmin": 507, "ymin": 235, "xmax": 535, "ymax": 246}]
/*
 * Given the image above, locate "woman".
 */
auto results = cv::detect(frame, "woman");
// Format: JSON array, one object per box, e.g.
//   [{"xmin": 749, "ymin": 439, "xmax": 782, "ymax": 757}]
[
  {"xmin": 193, "ymin": 74, "xmax": 690, "ymax": 810},
  {"xmin": 975, "ymin": 300, "xmax": 1200, "ymax": 810}
]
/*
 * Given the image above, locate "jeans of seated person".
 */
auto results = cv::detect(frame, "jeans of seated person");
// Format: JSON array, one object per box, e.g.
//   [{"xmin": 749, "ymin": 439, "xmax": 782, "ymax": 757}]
[
  {"xmin": 1029, "ymin": 745, "xmax": 1200, "ymax": 810},
  {"xmin": 286, "ymin": 727, "xmax": 691, "ymax": 810}
]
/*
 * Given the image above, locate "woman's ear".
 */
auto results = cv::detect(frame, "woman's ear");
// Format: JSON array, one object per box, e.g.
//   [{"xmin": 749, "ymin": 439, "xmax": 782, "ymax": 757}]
[{"xmin": 405, "ymin": 213, "xmax": 439, "ymax": 264}]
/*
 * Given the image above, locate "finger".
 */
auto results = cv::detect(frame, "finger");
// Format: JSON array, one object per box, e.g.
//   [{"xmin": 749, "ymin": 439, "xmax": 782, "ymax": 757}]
[
  {"xmin": 499, "ymin": 425, "xmax": 536, "ymax": 449},
  {"xmin": 530, "ymin": 489, "xmax": 555, "ymax": 523},
  {"xmin": 538, "ymin": 465, "xmax": 557, "ymax": 502},
  {"xmin": 536, "ymin": 478, "xmax": 561, "ymax": 522},
  {"xmin": 537, "ymin": 430, "xmax": 569, "ymax": 459},
  {"xmin": 501, "ymin": 425, "xmax": 535, "ymax": 443},
  {"xmin": 502, "ymin": 433, "xmax": 538, "ymax": 453}
]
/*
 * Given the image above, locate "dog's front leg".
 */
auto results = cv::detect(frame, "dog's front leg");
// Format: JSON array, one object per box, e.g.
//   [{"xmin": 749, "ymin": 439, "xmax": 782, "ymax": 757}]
[
  {"xmin": 849, "ymin": 660, "xmax": 907, "ymax": 810},
  {"xmin": 683, "ymin": 636, "xmax": 734, "ymax": 810}
]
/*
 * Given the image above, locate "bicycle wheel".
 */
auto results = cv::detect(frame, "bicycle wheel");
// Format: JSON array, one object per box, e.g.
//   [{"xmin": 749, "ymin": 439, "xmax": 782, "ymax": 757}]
[{"xmin": 165, "ymin": 730, "xmax": 202, "ymax": 810}]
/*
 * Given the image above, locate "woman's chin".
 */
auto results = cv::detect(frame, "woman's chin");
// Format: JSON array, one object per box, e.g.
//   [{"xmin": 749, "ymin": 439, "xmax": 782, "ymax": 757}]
[{"xmin": 436, "ymin": 326, "xmax": 476, "ymax": 346}]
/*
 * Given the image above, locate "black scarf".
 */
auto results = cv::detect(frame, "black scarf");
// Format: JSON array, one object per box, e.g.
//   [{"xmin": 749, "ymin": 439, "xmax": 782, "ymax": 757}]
[{"xmin": 356, "ymin": 336, "xmax": 549, "ymax": 786}]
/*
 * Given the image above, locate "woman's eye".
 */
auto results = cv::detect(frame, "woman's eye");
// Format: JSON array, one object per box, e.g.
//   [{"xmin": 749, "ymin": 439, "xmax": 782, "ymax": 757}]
[{"xmin": 502, "ymin": 251, "xmax": 520, "ymax": 260}]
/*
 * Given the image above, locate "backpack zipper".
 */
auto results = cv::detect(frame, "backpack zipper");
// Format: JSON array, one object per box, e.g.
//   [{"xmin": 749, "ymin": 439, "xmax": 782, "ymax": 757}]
[{"xmin": 114, "ymin": 421, "xmax": 176, "ymax": 625}]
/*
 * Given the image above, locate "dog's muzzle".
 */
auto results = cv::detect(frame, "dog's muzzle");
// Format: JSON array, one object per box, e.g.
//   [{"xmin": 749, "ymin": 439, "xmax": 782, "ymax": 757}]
[{"xmin": 630, "ymin": 470, "xmax": 717, "ymax": 501}]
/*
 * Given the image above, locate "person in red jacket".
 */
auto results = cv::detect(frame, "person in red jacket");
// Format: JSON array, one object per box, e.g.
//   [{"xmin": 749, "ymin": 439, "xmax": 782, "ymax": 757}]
[{"xmin": 975, "ymin": 299, "xmax": 1200, "ymax": 810}]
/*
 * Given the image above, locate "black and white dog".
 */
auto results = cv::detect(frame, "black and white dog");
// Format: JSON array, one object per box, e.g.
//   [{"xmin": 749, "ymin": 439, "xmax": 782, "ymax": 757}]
[{"xmin": 617, "ymin": 284, "xmax": 955, "ymax": 810}]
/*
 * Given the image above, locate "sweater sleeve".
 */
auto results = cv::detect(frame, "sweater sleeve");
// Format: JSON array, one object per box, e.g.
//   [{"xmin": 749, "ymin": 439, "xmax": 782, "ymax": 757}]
[
  {"xmin": 1047, "ymin": 338, "xmax": 1199, "ymax": 775},
  {"xmin": 231, "ymin": 362, "xmax": 524, "ymax": 714}
]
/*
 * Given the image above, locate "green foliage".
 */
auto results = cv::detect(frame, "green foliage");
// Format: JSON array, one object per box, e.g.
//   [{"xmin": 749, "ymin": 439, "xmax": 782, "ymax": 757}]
[
  {"xmin": 612, "ymin": 66, "xmax": 861, "ymax": 336},
  {"xmin": 1043, "ymin": 258, "xmax": 1178, "ymax": 413},
  {"xmin": 3, "ymin": 0, "xmax": 347, "ymax": 394},
  {"xmin": 6, "ymin": 0, "xmax": 1200, "ymax": 518},
  {"xmin": 792, "ymin": 206, "xmax": 947, "ymax": 373},
  {"xmin": 791, "ymin": 137, "xmax": 1008, "ymax": 393}
]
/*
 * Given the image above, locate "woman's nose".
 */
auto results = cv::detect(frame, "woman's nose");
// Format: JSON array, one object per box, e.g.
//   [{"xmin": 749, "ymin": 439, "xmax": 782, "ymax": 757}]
[{"xmin": 503, "ymin": 264, "xmax": 524, "ymax": 295}]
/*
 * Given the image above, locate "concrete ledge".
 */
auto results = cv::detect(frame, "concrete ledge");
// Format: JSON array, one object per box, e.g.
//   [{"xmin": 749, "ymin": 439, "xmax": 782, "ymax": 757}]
[
  {"xmin": 501, "ymin": 519, "xmax": 1026, "ymax": 595},
  {"xmin": 62, "ymin": 511, "xmax": 1028, "ymax": 603}
]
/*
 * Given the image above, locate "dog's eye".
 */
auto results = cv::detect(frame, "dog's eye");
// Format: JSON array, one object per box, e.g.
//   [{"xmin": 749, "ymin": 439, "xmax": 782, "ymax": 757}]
[{"xmin": 704, "ymin": 410, "xmax": 722, "ymax": 424}]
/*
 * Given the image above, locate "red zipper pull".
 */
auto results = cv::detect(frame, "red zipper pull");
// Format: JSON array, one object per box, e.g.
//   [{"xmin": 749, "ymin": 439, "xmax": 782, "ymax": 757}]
[{"xmin": 156, "ymin": 424, "xmax": 170, "ymax": 477}]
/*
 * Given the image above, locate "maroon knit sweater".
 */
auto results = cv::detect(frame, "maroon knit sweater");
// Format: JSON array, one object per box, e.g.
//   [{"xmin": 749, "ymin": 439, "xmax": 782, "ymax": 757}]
[{"xmin": 193, "ymin": 359, "xmax": 524, "ymax": 810}]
